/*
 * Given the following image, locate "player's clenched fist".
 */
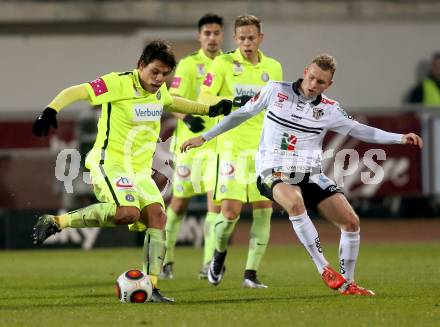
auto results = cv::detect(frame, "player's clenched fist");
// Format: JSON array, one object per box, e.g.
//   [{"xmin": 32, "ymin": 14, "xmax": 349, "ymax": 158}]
[
  {"xmin": 208, "ymin": 99, "xmax": 232, "ymax": 117},
  {"xmin": 180, "ymin": 136, "xmax": 206, "ymax": 153},
  {"xmin": 401, "ymin": 133, "xmax": 423, "ymax": 148},
  {"xmin": 32, "ymin": 107, "xmax": 58, "ymax": 137}
]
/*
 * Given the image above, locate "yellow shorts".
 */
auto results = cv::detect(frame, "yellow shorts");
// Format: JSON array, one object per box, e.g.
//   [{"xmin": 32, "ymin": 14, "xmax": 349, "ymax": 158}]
[
  {"xmin": 89, "ymin": 163, "xmax": 164, "ymax": 232},
  {"xmin": 213, "ymin": 152, "xmax": 268, "ymax": 203},
  {"xmin": 172, "ymin": 148, "xmax": 217, "ymax": 198}
]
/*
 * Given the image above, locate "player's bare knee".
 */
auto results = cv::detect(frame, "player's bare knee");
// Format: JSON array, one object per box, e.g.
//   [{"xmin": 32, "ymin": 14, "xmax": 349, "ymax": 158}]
[
  {"xmin": 143, "ymin": 205, "xmax": 167, "ymax": 229},
  {"xmin": 342, "ymin": 211, "xmax": 360, "ymax": 231},
  {"xmin": 170, "ymin": 197, "xmax": 188, "ymax": 215},
  {"xmin": 158, "ymin": 209, "xmax": 167, "ymax": 228},
  {"xmin": 222, "ymin": 208, "xmax": 240, "ymax": 220},
  {"xmin": 286, "ymin": 195, "xmax": 306, "ymax": 216},
  {"xmin": 115, "ymin": 206, "xmax": 140, "ymax": 225}
]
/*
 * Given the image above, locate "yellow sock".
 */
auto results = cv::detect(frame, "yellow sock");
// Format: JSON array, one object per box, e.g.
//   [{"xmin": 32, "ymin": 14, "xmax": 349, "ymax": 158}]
[
  {"xmin": 54, "ymin": 214, "xmax": 69, "ymax": 229},
  {"xmin": 149, "ymin": 275, "xmax": 158, "ymax": 289}
]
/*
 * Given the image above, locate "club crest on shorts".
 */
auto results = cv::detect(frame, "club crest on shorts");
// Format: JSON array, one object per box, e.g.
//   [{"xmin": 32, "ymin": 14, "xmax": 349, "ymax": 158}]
[
  {"xmin": 125, "ymin": 194, "xmax": 135, "ymax": 202},
  {"xmin": 261, "ymin": 72, "xmax": 269, "ymax": 82},
  {"xmin": 313, "ymin": 107, "xmax": 324, "ymax": 120},
  {"xmin": 176, "ymin": 165, "xmax": 191, "ymax": 179}
]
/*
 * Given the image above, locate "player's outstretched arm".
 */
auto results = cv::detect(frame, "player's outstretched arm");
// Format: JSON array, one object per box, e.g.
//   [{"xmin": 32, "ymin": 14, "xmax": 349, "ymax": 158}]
[
  {"xmin": 181, "ymin": 98, "xmax": 266, "ymax": 153},
  {"xmin": 170, "ymin": 110, "xmax": 205, "ymax": 133},
  {"xmin": 198, "ymin": 91, "xmax": 252, "ymax": 109},
  {"xmin": 180, "ymin": 136, "xmax": 206, "ymax": 153},
  {"xmin": 401, "ymin": 133, "xmax": 423, "ymax": 148},
  {"xmin": 32, "ymin": 84, "xmax": 89, "ymax": 137},
  {"xmin": 167, "ymin": 96, "xmax": 232, "ymax": 117}
]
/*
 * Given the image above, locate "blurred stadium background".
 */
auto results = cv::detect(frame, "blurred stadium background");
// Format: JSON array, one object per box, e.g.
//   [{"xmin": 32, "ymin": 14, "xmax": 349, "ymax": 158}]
[{"xmin": 1, "ymin": 0, "xmax": 440, "ymax": 251}]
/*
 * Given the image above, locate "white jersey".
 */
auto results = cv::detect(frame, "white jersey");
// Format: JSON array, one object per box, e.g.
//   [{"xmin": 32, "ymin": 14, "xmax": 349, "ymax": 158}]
[{"xmin": 203, "ymin": 80, "xmax": 403, "ymax": 176}]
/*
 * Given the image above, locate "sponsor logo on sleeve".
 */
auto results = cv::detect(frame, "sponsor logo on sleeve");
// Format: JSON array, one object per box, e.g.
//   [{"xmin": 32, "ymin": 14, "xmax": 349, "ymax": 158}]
[
  {"xmin": 171, "ymin": 77, "xmax": 181, "ymax": 89},
  {"xmin": 132, "ymin": 103, "xmax": 163, "ymax": 122},
  {"xmin": 336, "ymin": 106, "xmax": 353, "ymax": 120},
  {"xmin": 89, "ymin": 78, "xmax": 108, "ymax": 96},
  {"xmin": 203, "ymin": 73, "xmax": 214, "ymax": 86},
  {"xmin": 277, "ymin": 93, "xmax": 288, "ymax": 102},
  {"xmin": 320, "ymin": 97, "xmax": 336, "ymax": 105}
]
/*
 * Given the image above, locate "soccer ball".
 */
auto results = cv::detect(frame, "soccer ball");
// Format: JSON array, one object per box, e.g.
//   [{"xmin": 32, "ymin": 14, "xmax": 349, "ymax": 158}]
[{"xmin": 115, "ymin": 269, "xmax": 153, "ymax": 303}]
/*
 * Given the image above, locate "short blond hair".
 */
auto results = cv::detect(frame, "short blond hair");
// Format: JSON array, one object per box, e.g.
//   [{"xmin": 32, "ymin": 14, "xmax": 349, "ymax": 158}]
[
  {"xmin": 234, "ymin": 15, "xmax": 262, "ymax": 33},
  {"xmin": 311, "ymin": 54, "xmax": 336, "ymax": 77}
]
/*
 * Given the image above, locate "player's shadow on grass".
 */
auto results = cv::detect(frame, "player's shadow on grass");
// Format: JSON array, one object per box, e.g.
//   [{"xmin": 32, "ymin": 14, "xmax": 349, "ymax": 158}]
[
  {"xmin": 4, "ymin": 281, "xmax": 111, "ymax": 291},
  {"xmin": 180, "ymin": 294, "xmax": 335, "ymax": 305},
  {"xmin": 0, "ymin": 303, "xmax": 100, "ymax": 310},
  {"xmin": 4, "ymin": 292, "xmax": 110, "ymax": 301},
  {"xmin": 164, "ymin": 285, "xmax": 236, "ymax": 294},
  {"xmin": 45, "ymin": 281, "xmax": 111, "ymax": 289}
]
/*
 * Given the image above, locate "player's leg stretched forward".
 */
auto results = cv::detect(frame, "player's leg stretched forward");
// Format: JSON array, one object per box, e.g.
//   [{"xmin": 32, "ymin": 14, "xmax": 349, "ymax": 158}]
[
  {"xmin": 272, "ymin": 183, "xmax": 347, "ymax": 291},
  {"xmin": 32, "ymin": 203, "xmax": 136, "ymax": 243},
  {"xmin": 32, "ymin": 202, "xmax": 175, "ymax": 302},
  {"xmin": 317, "ymin": 194, "xmax": 374, "ymax": 296},
  {"xmin": 273, "ymin": 183, "xmax": 374, "ymax": 295}
]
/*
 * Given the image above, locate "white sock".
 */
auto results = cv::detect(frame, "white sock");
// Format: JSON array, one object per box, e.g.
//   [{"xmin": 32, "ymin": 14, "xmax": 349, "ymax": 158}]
[
  {"xmin": 339, "ymin": 229, "xmax": 360, "ymax": 282},
  {"xmin": 289, "ymin": 212, "xmax": 328, "ymax": 274}
]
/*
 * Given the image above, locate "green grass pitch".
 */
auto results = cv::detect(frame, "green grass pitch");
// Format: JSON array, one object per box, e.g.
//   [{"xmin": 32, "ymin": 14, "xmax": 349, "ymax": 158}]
[{"xmin": 1, "ymin": 243, "xmax": 439, "ymax": 327}]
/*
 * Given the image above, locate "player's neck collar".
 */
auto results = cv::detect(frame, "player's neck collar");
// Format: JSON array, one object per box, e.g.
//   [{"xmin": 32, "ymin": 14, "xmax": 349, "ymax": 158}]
[
  {"xmin": 292, "ymin": 79, "xmax": 322, "ymax": 106},
  {"xmin": 199, "ymin": 48, "xmax": 219, "ymax": 61},
  {"xmin": 235, "ymin": 48, "xmax": 264, "ymax": 65}
]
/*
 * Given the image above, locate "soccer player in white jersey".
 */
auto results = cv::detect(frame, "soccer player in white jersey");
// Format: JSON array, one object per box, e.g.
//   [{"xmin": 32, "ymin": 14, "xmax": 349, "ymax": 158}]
[{"xmin": 181, "ymin": 54, "xmax": 423, "ymax": 295}]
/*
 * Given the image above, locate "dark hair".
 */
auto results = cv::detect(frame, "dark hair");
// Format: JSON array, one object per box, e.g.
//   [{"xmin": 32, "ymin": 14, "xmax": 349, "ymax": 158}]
[
  {"xmin": 234, "ymin": 15, "xmax": 261, "ymax": 33},
  {"xmin": 198, "ymin": 13, "xmax": 224, "ymax": 31},
  {"xmin": 137, "ymin": 40, "xmax": 176, "ymax": 70}
]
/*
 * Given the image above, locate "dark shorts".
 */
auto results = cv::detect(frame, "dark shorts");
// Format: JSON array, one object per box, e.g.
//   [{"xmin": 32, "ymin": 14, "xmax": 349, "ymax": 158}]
[{"xmin": 256, "ymin": 169, "xmax": 343, "ymax": 211}]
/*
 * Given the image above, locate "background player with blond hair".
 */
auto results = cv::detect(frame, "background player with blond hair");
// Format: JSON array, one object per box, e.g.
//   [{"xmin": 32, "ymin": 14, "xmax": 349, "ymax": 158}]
[{"xmin": 198, "ymin": 15, "xmax": 283, "ymax": 288}]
